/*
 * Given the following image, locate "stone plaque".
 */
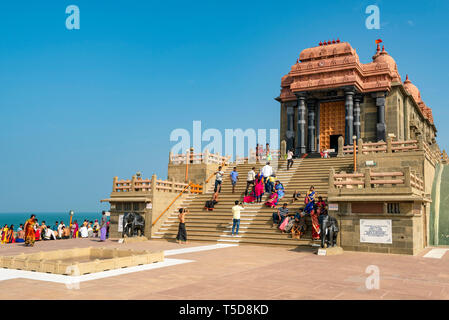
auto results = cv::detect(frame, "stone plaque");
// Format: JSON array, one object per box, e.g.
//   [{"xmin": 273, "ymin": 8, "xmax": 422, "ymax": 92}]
[
  {"xmin": 360, "ymin": 219, "xmax": 392, "ymax": 244},
  {"xmin": 328, "ymin": 203, "xmax": 338, "ymax": 211}
]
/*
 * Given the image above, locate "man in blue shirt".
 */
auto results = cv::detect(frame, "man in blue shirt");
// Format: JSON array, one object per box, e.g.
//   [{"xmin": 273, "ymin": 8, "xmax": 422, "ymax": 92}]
[{"xmin": 230, "ymin": 167, "xmax": 239, "ymax": 194}]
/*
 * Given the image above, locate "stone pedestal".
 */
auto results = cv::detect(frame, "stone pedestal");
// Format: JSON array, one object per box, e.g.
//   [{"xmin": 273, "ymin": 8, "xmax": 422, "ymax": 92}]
[{"xmin": 317, "ymin": 246, "xmax": 344, "ymax": 256}]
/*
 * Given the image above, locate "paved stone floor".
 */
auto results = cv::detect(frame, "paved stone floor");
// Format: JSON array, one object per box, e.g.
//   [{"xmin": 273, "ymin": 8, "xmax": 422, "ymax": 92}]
[{"xmin": 1, "ymin": 238, "xmax": 449, "ymax": 300}]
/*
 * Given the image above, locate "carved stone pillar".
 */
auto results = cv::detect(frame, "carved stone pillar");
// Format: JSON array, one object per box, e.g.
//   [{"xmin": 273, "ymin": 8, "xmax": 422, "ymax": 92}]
[
  {"xmin": 353, "ymin": 95, "xmax": 362, "ymax": 140},
  {"xmin": 296, "ymin": 95, "xmax": 306, "ymax": 155},
  {"xmin": 307, "ymin": 99, "xmax": 316, "ymax": 153},
  {"xmin": 286, "ymin": 106, "xmax": 295, "ymax": 151},
  {"xmin": 345, "ymin": 90, "xmax": 354, "ymax": 145},
  {"xmin": 376, "ymin": 93, "xmax": 387, "ymax": 142}
]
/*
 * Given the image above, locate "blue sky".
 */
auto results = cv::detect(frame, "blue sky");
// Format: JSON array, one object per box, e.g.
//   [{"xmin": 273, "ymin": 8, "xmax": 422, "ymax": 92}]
[{"xmin": 0, "ymin": 0, "xmax": 448, "ymax": 212}]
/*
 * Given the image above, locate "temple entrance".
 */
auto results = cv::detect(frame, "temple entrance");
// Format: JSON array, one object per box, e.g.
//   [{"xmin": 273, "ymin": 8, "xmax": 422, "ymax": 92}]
[{"xmin": 319, "ymin": 101, "xmax": 345, "ymax": 151}]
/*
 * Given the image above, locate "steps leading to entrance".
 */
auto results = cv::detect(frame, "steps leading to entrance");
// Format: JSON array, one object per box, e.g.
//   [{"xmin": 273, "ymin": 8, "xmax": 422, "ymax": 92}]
[{"xmin": 153, "ymin": 157, "xmax": 353, "ymax": 247}]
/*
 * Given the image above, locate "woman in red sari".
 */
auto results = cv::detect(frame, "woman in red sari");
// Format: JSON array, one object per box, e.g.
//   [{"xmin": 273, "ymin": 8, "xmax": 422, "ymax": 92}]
[
  {"xmin": 264, "ymin": 191, "xmax": 279, "ymax": 208},
  {"xmin": 24, "ymin": 214, "xmax": 36, "ymax": 247},
  {"xmin": 310, "ymin": 208, "xmax": 321, "ymax": 240}
]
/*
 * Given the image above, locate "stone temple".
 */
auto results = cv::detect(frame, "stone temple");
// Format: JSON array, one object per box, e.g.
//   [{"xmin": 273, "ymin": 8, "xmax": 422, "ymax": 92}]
[
  {"xmin": 102, "ymin": 40, "xmax": 448, "ymax": 255},
  {"xmin": 277, "ymin": 40, "xmax": 436, "ymax": 155}
]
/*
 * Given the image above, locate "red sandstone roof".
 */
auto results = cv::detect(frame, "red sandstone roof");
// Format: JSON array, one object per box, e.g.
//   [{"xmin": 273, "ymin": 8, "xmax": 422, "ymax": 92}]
[{"xmin": 279, "ymin": 41, "xmax": 433, "ymax": 124}]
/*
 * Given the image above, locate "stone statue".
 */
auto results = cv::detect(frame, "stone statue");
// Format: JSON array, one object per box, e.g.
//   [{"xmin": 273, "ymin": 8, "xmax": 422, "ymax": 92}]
[
  {"xmin": 320, "ymin": 214, "xmax": 339, "ymax": 248},
  {"xmin": 123, "ymin": 212, "xmax": 145, "ymax": 237}
]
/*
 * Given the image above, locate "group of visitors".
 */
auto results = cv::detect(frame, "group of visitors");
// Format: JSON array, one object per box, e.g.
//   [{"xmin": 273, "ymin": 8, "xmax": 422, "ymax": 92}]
[
  {"xmin": 0, "ymin": 211, "xmax": 110, "ymax": 246},
  {"xmin": 272, "ymin": 186, "xmax": 328, "ymax": 240}
]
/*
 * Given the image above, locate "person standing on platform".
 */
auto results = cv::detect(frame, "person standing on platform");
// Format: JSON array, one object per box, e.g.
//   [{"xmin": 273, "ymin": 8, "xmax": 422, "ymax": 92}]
[
  {"xmin": 287, "ymin": 149, "xmax": 294, "ymax": 170},
  {"xmin": 176, "ymin": 208, "xmax": 189, "ymax": 244},
  {"xmin": 261, "ymin": 162, "xmax": 274, "ymax": 187},
  {"xmin": 24, "ymin": 214, "xmax": 36, "ymax": 247},
  {"xmin": 99, "ymin": 211, "xmax": 108, "ymax": 242},
  {"xmin": 231, "ymin": 200, "xmax": 244, "ymax": 237},
  {"xmin": 230, "ymin": 167, "xmax": 239, "ymax": 194}
]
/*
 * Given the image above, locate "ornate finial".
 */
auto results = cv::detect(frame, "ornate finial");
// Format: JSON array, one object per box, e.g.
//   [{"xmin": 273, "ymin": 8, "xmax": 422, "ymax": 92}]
[
  {"xmin": 296, "ymin": 58, "xmax": 299, "ymax": 64},
  {"xmin": 382, "ymin": 45, "xmax": 385, "ymax": 52},
  {"xmin": 406, "ymin": 74, "xmax": 409, "ymax": 81},
  {"xmin": 376, "ymin": 43, "xmax": 380, "ymax": 52},
  {"xmin": 336, "ymin": 38, "xmax": 340, "ymax": 43},
  {"xmin": 328, "ymin": 40, "xmax": 331, "ymax": 45},
  {"xmin": 319, "ymin": 41, "xmax": 322, "ymax": 46},
  {"xmin": 332, "ymin": 39, "xmax": 336, "ymax": 44}
]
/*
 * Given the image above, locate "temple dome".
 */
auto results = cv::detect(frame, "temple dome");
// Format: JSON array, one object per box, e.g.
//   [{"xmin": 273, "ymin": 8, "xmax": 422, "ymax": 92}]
[
  {"xmin": 403, "ymin": 74, "xmax": 422, "ymax": 103},
  {"xmin": 373, "ymin": 46, "xmax": 397, "ymax": 71}
]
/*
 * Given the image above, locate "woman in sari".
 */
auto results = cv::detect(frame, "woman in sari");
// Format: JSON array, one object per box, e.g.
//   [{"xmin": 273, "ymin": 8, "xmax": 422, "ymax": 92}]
[
  {"xmin": 304, "ymin": 186, "xmax": 316, "ymax": 214},
  {"xmin": 310, "ymin": 207, "xmax": 321, "ymax": 240},
  {"xmin": 264, "ymin": 191, "xmax": 279, "ymax": 208},
  {"xmin": 275, "ymin": 181, "xmax": 285, "ymax": 200},
  {"xmin": 100, "ymin": 211, "xmax": 107, "ymax": 241},
  {"xmin": 243, "ymin": 186, "xmax": 256, "ymax": 204},
  {"xmin": 5, "ymin": 225, "xmax": 15, "ymax": 243},
  {"xmin": 254, "ymin": 176, "xmax": 264, "ymax": 203},
  {"xmin": 1, "ymin": 224, "xmax": 8, "ymax": 244},
  {"xmin": 24, "ymin": 215, "xmax": 36, "ymax": 247}
]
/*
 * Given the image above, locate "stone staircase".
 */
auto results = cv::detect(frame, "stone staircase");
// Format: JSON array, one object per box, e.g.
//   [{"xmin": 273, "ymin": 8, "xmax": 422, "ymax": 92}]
[{"xmin": 153, "ymin": 157, "xmax": 353, "ymax": 247}]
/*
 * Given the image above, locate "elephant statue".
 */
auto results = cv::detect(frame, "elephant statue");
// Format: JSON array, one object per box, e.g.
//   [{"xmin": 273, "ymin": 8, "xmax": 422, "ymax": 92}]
[
  {"xmin": 123, "ymin": 212, "xmax": 145, "ymax": 237},
  {"xmin": 320, "ymin": 214, "xmax": 339, "ymax": 248}
]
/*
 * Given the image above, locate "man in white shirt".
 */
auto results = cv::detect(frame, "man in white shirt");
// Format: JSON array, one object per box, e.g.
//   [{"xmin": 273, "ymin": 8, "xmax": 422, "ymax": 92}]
[
  {"xmin": 261, "ymin": 162, "xmax": 274, "ymax": 186},
  {"xmin": 58, "ymin": 222, "xmax": 65, "ymax": 238},
  {"xmin": 231, "ymin": 200, "xmax": 244, "ymax": 236},
  {"xmin": 245, "ymin": 167, "xmax": 256, "ymax": 196},
  {"xmin": 287, "ymin": 149, "xmax": 294, "ymax": 170},
  {"xmin": 214, "ymin": 166, "xmax": 224, "ymax": 193}
]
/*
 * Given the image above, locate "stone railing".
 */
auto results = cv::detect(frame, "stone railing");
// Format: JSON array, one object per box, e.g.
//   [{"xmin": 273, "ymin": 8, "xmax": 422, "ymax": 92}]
[
  {"xmin": 170, "ymin": 149, "xmax": 231, "ymax": 165},
  {"xmin": 329, "ymin": 167, "xmax": 424, "ymax": 192},
  {"xmin": 235, "ymin": 149, "xmax": 281, "ymax": 164},
  {"xmin": 112, "ymin": 174, "xmax": 203, "ymax": 194}
]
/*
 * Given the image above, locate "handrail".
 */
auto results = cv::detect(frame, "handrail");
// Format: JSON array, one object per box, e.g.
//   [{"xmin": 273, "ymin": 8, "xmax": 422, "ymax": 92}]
[
  {"xmin": 205, "ymin": 161, "xmax": 228, "ymax": 184},
  {"xmin": 152, "ymin": 183, "xmax": 192, "ymax": 227}
]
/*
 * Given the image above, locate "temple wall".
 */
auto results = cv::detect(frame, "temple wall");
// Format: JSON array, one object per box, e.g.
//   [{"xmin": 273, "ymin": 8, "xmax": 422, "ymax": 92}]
[
  {"xmin": 360, "ymin": 95, "xmax": 377, "ymax": 142},
  {"xmin": 167, "ymin": 163, "xmax": 219, "ymax": 185}
]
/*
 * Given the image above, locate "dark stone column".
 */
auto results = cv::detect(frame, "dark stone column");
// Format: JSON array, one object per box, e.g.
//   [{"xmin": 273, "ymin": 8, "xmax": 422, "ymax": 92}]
[
  {"xmin": 307, "ymin": 99, "xmax": 316, "ymax": 153},
  {"xmin": 345, "ymin": 90, "xmax": 354, "ymax": 145},
  {"xmin": 286, "ymin": 106, "xmax": 295, "ymax": 151},
  {"xmin": 296, "ymin": 95, "xmax": 306, "ymax": 155},
  {"xmin": 353, "ymin": 95, "xmax": 362, "ymax": 140},
  {"xmin": 376, "ymin": 93, "xmax": 386, "ymax": 142}
]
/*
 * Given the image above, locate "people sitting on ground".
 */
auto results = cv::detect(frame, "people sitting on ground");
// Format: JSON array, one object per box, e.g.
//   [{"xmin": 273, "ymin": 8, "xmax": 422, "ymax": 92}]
[
  {"xmin": 62, "ymin": 226, "xmax": 70, "ymax": 239},
  {"xmin": 88, "ymin": 222, "xmax": 94, "ymax": 238},
  {"xmin": 93, "ymin": 220, "xmax": 100, "ymax": 237},
  {"xmin": 205, "ymin": 191, "xmax": 219, "ymax": 211},
  {"xmin": 243, "ymin": 185, "xmax": 256, "ymax": 204},
  {"xmin": 79, "ymin": 224, "xmax": 89, "ymax": 238},
  {"xmin": 275, "ymin": 180, "xmax": 285, "ymax": 200},
  {"xmin": 43, "ymin": 225, "xmax": 56, "ymax": 240},
  {"xmin": 34, "ymin": 220, "xmax": 41, "ymax": 241},
  {"xmin": 284, "ymin": 216, "xmax": 296, "ymax": 234},
  {"xmin": 265, "ymin": 190, "xmax": 279, "ymax": 208},
  {"xmin": 272, "ymin": 203, "xmax": 288, "ymax": 226},
  {"xmin": 291, "ymin": 216, "xmax": 306, "ymax": 239},
  {"xmin": 16, "ymin": 227, "xmax": 25, "ymax": 243},
  {"xmin": 5, "ymin": 225, "xmax": 15, "ymax": 243},
  {"xmin": 265, "ymin": 174, "xmax": 275, "ymax": 194},
  {"xmin": 292, "ymin": 190, "xmax": 302, "ymax": 203},
  {"xmin": 58, "ymin": 221, "xmax": 64, "ymax": 238}
]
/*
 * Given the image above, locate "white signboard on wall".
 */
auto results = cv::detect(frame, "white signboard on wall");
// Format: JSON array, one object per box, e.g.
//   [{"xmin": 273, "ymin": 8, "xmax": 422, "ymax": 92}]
[
  {"xmin": 360, "ymin": 219, "xmax": 392, "ymax": 244},
  {"xmin": 328, "ymin": 203, "xmax": 338, "ymax": 211},
  {"xmin": 118, "ymin": 214, "xmax": 124, "ymax": 232}
]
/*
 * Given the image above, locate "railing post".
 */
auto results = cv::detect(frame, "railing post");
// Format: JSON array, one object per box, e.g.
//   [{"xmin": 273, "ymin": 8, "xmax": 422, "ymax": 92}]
[
  {"xmin": 190, "ymin": 147, "xmax": 194, "ymax": 164},
  {"xmin": 364, "ymin": 168, "xmax": 371, "ymax": 189},
  {"xmin": 204, "ymin": 149, "xmax": 209, "ymax": 164},
  {"xmin": 358, "ymin": 138, "xmax": 363, "ymax": 156},
  {"xmin": 131, "ymin": 175, "xmax": 137, "ymax": 192},
  {"xmin": 404, "ymin": 167, "xmax": 411, "ymax": 188},
  {"xmin": 386, "ymin": 136, "xmax": 392, "ymax": 153},
  {"xmin": 171, "ymin": 177, "xmax": 176, "ymax": 193},
  {"xmin": 151, "ymin": 174, "xmax": 157, "ymax": 193},
  {"xmin": 113, "ymin": 176, "xmax": 118, "ymax": 192},
  {"xmin": 417, "ymin": 136, "xmax": 424, "ymax": 151},
  {"xmin": 169, "ymin": 151, "xmax": 173, "ymax": 165},
  {"xmin": 337, "ymin": 136, "xmax": 344, "ymax": 157},
  {"xmin": 329, "ymin": 168, "xmax": 335, "ymax": 190}
]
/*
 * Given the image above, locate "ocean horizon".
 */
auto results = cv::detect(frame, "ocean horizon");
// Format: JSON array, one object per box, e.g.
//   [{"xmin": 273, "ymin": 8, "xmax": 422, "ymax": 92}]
[{"xmin": 0, "ymin": 212, "xmax": 104, "ymax": 228}]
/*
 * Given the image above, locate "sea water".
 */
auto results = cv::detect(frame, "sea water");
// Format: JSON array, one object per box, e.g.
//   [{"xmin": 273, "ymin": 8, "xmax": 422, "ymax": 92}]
[{"xmin": 0, "ymin": 212, "xmax": 104, "ymax": 228}]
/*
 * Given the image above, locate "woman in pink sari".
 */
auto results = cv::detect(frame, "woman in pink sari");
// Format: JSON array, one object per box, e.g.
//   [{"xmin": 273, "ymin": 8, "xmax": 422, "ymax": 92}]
[
  {"xmin": 243, "ymin": 186, "xmax": 256, "ymax": 204},
  {"xmin": 264, "ymin": 191, "xmax": 278, "ymax": 208},
  {"xmin": 254, "ymin": 175, "xmax": 264, "ymax": 203}
]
